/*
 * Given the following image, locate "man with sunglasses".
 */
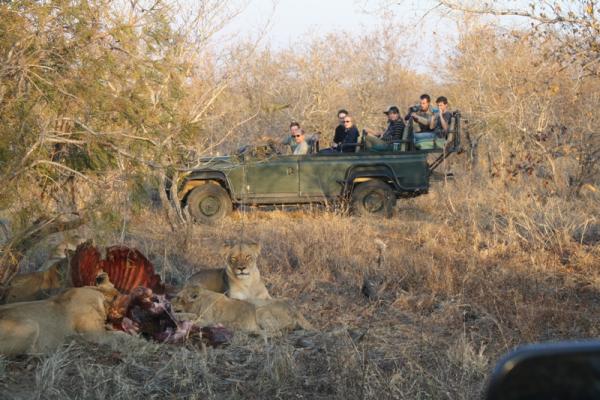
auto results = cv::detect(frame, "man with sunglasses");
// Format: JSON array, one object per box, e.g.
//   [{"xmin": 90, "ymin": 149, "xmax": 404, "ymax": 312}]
[
  {"xmin": 332, "ymin": 109, "xmax": 349, "ymax": 149},
  {"xmin": 292, "ymin": 128, "xmax": 309, "ymax": 155},
  {"xmin": 364, "ymin": 106, "xmax": 406, "ymax": 151},
  {"xmin": 279, "ymin": 121, "xmax": 302, "ymax": 154},
  {"xmin": 332, "ymin": 113, "xmax": 360, "ymax": 153},
  {"xmin": 339, "ymin": 115, "xmax": 359, "ymax": 152}
]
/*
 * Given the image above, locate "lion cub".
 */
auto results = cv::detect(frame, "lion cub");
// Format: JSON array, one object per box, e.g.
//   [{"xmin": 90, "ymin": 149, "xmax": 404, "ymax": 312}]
[{"xmin": 186, "ymin": 241, "xmax": 271, "ymax": 301}]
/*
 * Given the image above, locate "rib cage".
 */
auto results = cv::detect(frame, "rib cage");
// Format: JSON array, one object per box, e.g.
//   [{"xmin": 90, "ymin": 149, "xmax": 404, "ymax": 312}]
[{"xmin": 70, "ymin": 241, "xmax": 164, "ymax": 294}]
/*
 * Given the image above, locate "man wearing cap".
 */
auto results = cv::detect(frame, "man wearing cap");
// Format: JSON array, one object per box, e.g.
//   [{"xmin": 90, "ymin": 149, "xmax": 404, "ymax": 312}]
[{"xmin": 364, "ymin": 106, "xmax": 406, "ymax": 151}]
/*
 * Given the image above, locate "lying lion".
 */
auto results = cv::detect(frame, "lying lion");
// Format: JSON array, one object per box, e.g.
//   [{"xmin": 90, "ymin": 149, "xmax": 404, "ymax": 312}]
[
  {"xmin": 2, "ymin": 237, "xmax": 78, "ymax": 303},
  {"xmin": 186, "ymin": 240, "xmax": 271, "ymax": 301},
  {"xmin": 0, "ymin": 274, "xmax": 119, "ymax": 355},
  {"xmin": 2, "ymin": 260, "xmax": 67, "ymax": 303},
  {"xmin": 172, "ymin": 285, "xmax": 311, "ymax": 333}
]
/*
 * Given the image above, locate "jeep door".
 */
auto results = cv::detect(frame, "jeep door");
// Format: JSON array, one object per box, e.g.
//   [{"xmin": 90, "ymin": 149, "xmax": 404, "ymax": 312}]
[
  {"xmin": 298, "ymin": 154, "xmax": 350, "ymax": 199},
  {"xmin": 244, "ymin": 155, "xmax": 299, "ymax": 201}
]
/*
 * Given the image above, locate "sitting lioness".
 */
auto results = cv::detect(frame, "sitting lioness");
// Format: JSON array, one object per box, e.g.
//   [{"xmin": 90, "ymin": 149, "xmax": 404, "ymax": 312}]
[
  {"xmin": 186, "ymin": 240, "xmax": 271, "ymax": 301},
  {"xmin": 0, "ymin": 274, "xmax": 118, "ymax": 355}
]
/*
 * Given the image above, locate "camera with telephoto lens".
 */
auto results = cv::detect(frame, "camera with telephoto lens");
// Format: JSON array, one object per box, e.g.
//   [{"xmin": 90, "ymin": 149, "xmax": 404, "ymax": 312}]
[{"xmin": 409, "ymin": 104, "xmax": 420, "ymax": 113}]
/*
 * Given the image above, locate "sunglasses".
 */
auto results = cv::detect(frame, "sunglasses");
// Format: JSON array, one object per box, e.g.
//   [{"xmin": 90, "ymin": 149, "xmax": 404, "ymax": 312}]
[
  {"xmin": 292, "ymin": 134, "xmax": 302, "ymax": 138},
  {"xmin": 344, "ymin": 120, "xmax": 352, "ymax": 123}
]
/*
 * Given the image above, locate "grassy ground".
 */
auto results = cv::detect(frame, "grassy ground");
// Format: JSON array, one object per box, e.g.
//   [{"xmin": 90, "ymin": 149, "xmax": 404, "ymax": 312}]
[{"xmin": 1, "ymin": 173, "xmax": 599, "ymax": 399}]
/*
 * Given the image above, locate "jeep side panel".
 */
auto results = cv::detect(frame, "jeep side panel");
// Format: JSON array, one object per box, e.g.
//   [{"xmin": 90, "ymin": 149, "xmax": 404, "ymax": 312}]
[
  {"xmin": 299, "ymin": 152, "xmax": 429, "ymax": 198},
  {"xmin": 298, "ymin": 155, "xmax": 348, "ymax": 197},
  {"xmin": 243, "ymin": 156, "xmax": 299, "ymax": 199}
]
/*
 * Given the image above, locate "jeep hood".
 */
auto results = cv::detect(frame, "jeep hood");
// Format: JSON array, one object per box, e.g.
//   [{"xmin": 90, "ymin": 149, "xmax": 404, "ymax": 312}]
[{"xmin": 194, "ymin": 155, "xmax": 240, "ymax": 168}]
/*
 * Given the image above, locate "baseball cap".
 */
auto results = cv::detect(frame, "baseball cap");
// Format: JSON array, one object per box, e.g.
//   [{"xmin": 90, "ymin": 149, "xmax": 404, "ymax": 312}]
[{"xmin": 383, "ymin": 106, "xmax": 400, "ymax": 114}]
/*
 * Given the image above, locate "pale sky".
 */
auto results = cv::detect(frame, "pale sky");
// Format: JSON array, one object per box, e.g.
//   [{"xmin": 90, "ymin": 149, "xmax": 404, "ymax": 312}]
[
  {"xmin": 217, "ymin": 0, "xmax": 455, "ymax": 71},
  {"xmin": 215, "ymin": 0, "xmax": 533, "ymax": 73}
]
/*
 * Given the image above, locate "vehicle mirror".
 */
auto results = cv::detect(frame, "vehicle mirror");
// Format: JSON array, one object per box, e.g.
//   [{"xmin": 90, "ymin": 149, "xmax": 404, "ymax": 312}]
[{"xmin": 486, "ymin": 341, "xmax": 600, "ymax": 400}]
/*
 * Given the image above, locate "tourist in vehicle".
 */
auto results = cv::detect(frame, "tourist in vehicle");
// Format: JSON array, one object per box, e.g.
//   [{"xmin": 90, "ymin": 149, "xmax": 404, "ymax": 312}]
[
  {"xmin": 292, "ymin": 128, "xmax": 309, "ymax": 155},
  {"xmin": 405, "ymin": 94, "xmax": 435, "ymax": 133},
  {"xmin": 364, "ymin": 106, "xmax": 405, "ymax": 151},
  {"xmin": 332, "ymin": 109, "xmax": 348, "ymax": 149},
  {"xmin": 337, "ymin": 115, "xmax": 360, "ymax": 152},
  {"xmin": 277, "ymin": 121, "xmax": 301, "ymax": 154},
  {"xmin": 433, "ymin": 96, "xmax": 452, "ymax": 139}
]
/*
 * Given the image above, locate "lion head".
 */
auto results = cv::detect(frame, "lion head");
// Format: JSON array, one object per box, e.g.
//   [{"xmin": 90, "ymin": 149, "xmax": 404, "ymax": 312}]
[
  {"xmin": 171, "ymin": 284, "xmax": 203, "ymax": 314},
  {"xmin": 222, "ymin": 240, "xmax": 261, "ymax": 281}
]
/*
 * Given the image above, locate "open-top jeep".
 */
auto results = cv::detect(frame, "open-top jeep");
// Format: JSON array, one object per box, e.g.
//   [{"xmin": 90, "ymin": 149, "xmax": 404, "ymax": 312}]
[{"xmin": 172, "ymin": 113, "xmax": 462, "ymax": 223}]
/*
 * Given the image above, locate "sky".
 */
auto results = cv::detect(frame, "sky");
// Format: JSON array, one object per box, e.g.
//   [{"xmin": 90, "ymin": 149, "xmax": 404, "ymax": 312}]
[
  {"xmin": 224, "ymin": 0, "xmax": 451, "ymax": 47},
  {"xmin": 210, "ymin": 0, "xmax": 536, "ymax": 76},
  {"xmin": 216, "ymin": 0, "xmax": 456, "ymax": 72}
]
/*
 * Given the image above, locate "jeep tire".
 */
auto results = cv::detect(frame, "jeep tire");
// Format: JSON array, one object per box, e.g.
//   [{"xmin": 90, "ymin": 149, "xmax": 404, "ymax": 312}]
[
  {"xmin": 187, "ymin": 182, "xmax": 232, "ymax": 224},
  {"xmin": 350, "ymin": 180, "xmax": 395, "ymax": 218}
]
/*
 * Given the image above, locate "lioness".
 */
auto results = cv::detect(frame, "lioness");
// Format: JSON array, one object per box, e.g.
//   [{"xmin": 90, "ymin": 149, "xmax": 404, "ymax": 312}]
[
  {"xmin": 3, "ymin": 260, "xmax": 66, "ymax": 303},
  {"xmin": 172, "ymin": 285, "xmax": 311, "ymax": 333},
  {"xmin": 186, "ymin": 240, "xmax": 271, "ymax": 301},
  {"xmin": 0, "ymin": 273, "xmax": 119, "ymax": 355},
  {"xmin": 3, "ymin": 236, "xmax": 81, "ymax": 303}
]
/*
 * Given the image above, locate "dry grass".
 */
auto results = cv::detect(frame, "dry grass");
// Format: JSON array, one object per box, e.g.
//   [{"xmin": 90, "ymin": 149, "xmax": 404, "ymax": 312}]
[{"xmin": 1, "ymin": 171, "xmax": 599, "ymax": 400}]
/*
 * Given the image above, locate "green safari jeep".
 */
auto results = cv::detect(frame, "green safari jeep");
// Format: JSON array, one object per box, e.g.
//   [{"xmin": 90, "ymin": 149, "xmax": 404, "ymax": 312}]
[{"xmin": 173, "ymin": 113, "xmax": 462, "ymax": 223}]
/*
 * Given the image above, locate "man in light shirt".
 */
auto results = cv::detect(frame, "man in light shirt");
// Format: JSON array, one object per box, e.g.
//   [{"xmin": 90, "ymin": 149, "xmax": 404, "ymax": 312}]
[{"xmin": 292, "ymin": 128, "xmax": 309, "ymax": 155}]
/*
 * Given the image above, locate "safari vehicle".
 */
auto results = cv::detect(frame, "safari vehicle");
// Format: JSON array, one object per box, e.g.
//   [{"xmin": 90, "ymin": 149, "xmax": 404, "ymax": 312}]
[{"xmin": 173, "ymin": 112, "xmax": 462, "ymax": 224}]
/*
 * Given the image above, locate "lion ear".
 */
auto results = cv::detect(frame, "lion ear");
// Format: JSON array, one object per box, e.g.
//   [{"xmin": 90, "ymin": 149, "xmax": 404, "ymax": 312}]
[
  {"xmin": 250, "ymin": 242, "xmax": 261, "ymax": 253},
  {"xmin": 221, "ymin": 242, "xmax": 234, "ymax": 259}
]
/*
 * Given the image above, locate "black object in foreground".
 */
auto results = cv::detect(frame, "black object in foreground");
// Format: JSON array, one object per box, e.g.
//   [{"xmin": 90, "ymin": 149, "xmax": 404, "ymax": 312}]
[{"xmin": 486, "ymin": 341, "xmax": 600, "ymax": 400}]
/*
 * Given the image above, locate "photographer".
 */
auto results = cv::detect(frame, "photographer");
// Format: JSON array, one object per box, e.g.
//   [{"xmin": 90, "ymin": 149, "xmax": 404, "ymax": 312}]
[
  {"xmin": 433, "ymin": 96, "xmax": 452, "ymax": 139},
  {"xmin": 405, "ymin": 94, "xmax": 435, "ymax": 133}
]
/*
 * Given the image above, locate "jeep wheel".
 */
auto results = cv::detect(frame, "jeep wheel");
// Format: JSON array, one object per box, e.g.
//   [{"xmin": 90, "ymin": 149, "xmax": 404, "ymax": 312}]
[
  {"xmin": 351, "ymin": 180, "xmax": 395, "ymax": 217},
  {"xmin": 186, "ymin": 183, "xmax": 232, "ymax": 224}
]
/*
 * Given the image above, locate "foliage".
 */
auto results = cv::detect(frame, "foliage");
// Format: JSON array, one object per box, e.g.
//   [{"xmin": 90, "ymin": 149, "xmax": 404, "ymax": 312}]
[
  {"xmin": 0, "ymin": 0, "xmax": 235, "ymax": 216},
  {"xmin": 437, "ymin": 1, "xmax": 600, "ymax": 194}
]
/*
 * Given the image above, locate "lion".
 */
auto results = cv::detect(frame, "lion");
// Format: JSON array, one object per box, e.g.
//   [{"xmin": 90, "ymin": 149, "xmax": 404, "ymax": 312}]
[
  {"xmin": 172, "ymin": 285, "xmax": 311, "ymax": 333},
  {"xmin": 0, "ymin": 288, "xmax": 109, "ymax": 355},
  {"xmin": 2, "ymin": 236, "xmax": 82, "ymax": 304},
  {"xmin": 172, "ymin": 286, "xmax": 260, "ymax": 331},
  {"xmin": 2, "ymin": 260, "xmax": 67, "ymax": 303},
  {"xmin": 186, "ymin": 240, "xmax": 271, "ymax": 301},
  {"xmin": 0, "ymin": 273, "xmax": 118, "ymax": 356}
]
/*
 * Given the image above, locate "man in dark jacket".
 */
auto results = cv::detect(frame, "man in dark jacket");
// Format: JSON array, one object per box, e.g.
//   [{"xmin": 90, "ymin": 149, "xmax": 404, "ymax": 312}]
[
  {"xmin": 332, "ymin": 109, "xmax": 348, "ymax": 150},
  {"xmin": 364, "ymin": 106, "xmax": 406, "ymax": 151},
  {"xmin": 339, "ymin": 115, "xmax": 359, "ymax": 152},
  {"xmin": 433, "ymin": 96, "xmax": 452, "ymax": 139}
]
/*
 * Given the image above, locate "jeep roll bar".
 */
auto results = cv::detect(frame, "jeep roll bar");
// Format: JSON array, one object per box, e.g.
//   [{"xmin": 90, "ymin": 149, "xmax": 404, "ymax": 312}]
[{"xmin": 427, "ymin": 111, "xmax": 462, "ymax": 174}]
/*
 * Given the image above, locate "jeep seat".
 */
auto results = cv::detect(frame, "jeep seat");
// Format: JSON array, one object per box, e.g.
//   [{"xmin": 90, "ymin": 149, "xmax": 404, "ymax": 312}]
[
  {"xmin": 414, "ymin": 132, "xmax": 445, "ymax": 150},
  {"xmin": 307, "ymin": 134, "xmax": 320, "ymax": 154}
]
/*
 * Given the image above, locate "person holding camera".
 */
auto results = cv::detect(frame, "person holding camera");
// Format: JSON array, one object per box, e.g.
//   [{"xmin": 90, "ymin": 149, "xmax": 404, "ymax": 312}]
[
  {"xmin": 364, "ymin": 106, "xmax": 405, "ymax": 151},
  {"xmin": 433, "ymin": 96, "xmax": 452, "ymax": 139},
  {"xmin": 405, "ymin": 94, "xmax": 435, "ymax": 133}
]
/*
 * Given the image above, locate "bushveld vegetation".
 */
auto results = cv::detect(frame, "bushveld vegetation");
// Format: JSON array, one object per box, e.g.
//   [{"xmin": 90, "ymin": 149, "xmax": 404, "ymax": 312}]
[{"xmin": 0, "ymin": 0, "xmax": 599, "ymax": 399}]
